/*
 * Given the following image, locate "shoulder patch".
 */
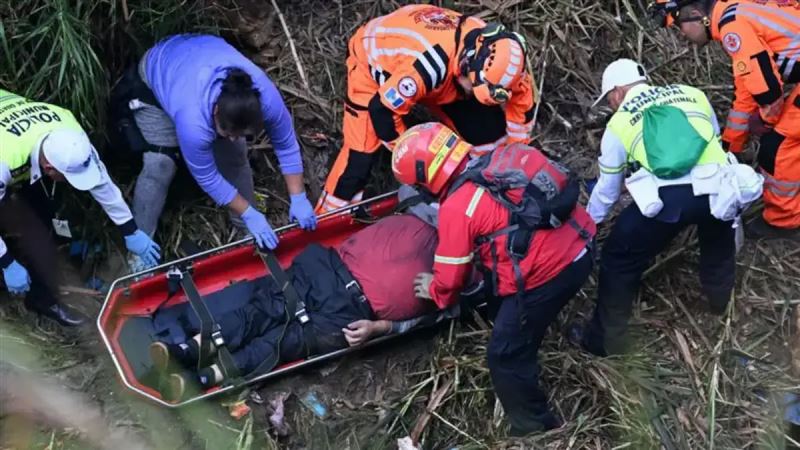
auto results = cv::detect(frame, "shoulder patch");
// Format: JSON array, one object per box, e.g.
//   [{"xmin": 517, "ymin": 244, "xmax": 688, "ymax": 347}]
[
  {"xmin": 398, "ymin": 77, "xmax": 418, "ymax": 98},
  {"xmin": 383, "ymin": 88, "xmax": 405, "ymax": 109},
  {"xmin": 722, "ymin": 32, "xmax": 742, "ymax": 54}
]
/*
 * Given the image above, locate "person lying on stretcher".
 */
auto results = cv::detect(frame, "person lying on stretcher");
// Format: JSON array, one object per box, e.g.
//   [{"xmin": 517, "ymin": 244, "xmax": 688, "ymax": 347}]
[{"xmin": 149, "ymin": 213, "xmax": 478, "ymax": 402}]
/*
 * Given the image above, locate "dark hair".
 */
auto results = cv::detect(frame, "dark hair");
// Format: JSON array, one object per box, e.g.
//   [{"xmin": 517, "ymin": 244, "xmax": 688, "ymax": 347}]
[
  {"xmin": 681, "ymin": 0, "xmax": 713, "ymax": 15},
  {"xmin": 215, "ymin": 68, "xmax": 263, "ymax": 136}
]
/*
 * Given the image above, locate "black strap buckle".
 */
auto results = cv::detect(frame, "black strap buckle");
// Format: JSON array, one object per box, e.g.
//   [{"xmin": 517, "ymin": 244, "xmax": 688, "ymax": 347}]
[
  {"xmin": 548, "ymin": 214, "xmax": 562, "ymax": 228},
  {"xmin": 295, "ymin": 307, "xmax": 310, "ymax": 325},
  {"xmin": 211, "ymin": 325, "xmax": 225, "ymax": 348},
  {"xmin": 345, "ymin": 279, "xmax": 367, "ymax": 303},
  {"xmin": 166, "ymin": 267, "xmax": 184, "ymax": 281}
]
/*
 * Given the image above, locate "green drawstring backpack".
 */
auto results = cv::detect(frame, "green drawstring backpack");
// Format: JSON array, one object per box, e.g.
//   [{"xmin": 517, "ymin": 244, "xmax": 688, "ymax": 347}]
[{"xmin": 642, "ymin": 105, "xmax": 708, "ymax": 179}]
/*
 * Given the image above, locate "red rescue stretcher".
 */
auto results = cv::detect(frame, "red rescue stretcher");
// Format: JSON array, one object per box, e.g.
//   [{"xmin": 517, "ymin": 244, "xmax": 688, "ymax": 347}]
[{"xmin": 97, "ymin": 191, "xmax": 405, "ymax": 408}]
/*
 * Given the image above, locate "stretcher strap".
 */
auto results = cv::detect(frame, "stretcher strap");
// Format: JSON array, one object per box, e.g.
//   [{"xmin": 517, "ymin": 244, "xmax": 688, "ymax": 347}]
[
  {"xmin": 177, "ymin": 271, "xmax": 241, "ymax": 383},
  {"xmin": 259, "ymin": 250, "xmax": 319, "ymax": 358}
]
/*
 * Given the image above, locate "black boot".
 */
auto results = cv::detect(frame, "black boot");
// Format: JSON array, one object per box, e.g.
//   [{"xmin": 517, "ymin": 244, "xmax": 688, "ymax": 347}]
[
  {"xmin": 565, "ymin": 321, "xmax": 607, "ymax": 357},
  {"xmin": 508, "ymin": 412, "xmax": 563, "ymax": 437},
  {"xmin": 26, "ymin": 302, "xmax": 85, "ymax": 327},
  {"xmin": 707, "ymin": 292, "xmax": 730, "ymax": 316},
  {"xmin": 746, "ymin": 216, "xmax": 799, "ymax": 241}
]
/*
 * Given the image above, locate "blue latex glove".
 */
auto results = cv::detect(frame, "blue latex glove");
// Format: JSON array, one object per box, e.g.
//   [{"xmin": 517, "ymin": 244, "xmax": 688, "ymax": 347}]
[
  {"xmin": 289, "ymin": 192, "xmax": 317, "ymax": 230},
  {"xmin": 241, "ymin": 206, "xmax": 279, "ymax": 249},
  {"xmin": 584, "ymin": 178, "xmax": 598, "ymax": 195},
  {"xmin": 124, "ymin": 230, "xmax": 161, "ymax": 268},
  {"xmin": 2, "ymin": 260, "xmax": 31, "ymax": 295}
]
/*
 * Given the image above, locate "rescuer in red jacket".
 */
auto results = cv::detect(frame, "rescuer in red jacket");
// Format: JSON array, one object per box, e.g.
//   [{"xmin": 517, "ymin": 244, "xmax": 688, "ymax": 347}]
[{"xmin": 391, "ymin": 122, "xmax": 596, "ymax": 436}]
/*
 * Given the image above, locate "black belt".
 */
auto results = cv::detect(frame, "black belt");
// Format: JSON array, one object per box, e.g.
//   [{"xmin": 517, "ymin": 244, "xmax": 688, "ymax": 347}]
[{"xmin": 331, "ymin": 256, "xmax": 375, "ymax": 321}]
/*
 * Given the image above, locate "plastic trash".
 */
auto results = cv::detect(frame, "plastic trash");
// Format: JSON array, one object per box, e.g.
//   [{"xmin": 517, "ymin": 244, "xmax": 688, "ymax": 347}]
[
  {"xmin": 584, "ymin": 178, "xmax": 598, "ymax": 195},
  {"xmin": 228, "ymin": 400, "xmax": 251, "ymax": 420},
  {"xmin": 785, "ymin": 393, "xmax": 800, "ymax": 425},
  {"xmin": 267, "ymin": 391, "xmax": 290, "ymax": 437},
  {"xmin": 69, "ymin": 240, "xmax": 103, "ymax": 261},
  {"xmin": 69, "ymin": 240, "xmax": 89, "ymax": 259},
  {"xmin": 85, "ymin": 276, "xmax": 107, "ymax": 292},
  {"xmin": 300, "ymin": 391, "xmax": 327, "ymax": 419},
  {"xmin": 397, "ymin": 437, "xmax": 421, "ymax": 450}
]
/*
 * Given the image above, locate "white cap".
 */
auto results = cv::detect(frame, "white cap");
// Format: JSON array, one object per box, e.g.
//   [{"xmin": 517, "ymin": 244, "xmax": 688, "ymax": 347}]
[
  {"xmin": 41, "ymin": 129, "xmax": 102, "ymax": 191},
  {"xmin": 592, "ymin": 58, "xmax": 648, "ymax": 107}
]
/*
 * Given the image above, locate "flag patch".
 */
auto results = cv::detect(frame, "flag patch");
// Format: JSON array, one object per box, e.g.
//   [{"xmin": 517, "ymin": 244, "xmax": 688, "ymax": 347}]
[{"xmin": 384, "ymin": 88, "xmax": 405, "ymax": 109}]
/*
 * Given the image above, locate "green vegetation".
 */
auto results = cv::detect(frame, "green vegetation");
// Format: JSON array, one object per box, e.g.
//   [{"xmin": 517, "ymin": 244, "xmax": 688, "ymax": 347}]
[{"xmin": 0, "ymin": 0, "xmax": 226, "ymax": 132}]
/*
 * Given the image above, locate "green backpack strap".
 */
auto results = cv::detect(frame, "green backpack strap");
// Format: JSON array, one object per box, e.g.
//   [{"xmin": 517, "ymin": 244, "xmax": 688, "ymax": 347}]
[{"xmin": 642, "ymin": 105, "xmax": 708, "ymax": 179}]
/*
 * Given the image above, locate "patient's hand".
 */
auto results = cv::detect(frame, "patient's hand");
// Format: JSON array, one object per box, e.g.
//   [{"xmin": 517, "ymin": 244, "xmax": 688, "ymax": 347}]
[{"xmin": 343, "ymin": 320, "xmax": 390, "ymax": 346}]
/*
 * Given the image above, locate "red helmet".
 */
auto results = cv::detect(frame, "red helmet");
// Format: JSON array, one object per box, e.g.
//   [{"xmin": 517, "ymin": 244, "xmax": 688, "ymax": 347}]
[{"xmin": 391, "ymin": 123, "xmax": 471, "ymax": 195}]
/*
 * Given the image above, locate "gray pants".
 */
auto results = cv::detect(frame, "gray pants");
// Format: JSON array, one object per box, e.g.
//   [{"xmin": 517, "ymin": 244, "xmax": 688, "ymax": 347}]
[
  {"xmin": 132, "ymin": 141, "xmax": 256, "ymax": 237},
  {"xmin": 132, "ymin": 55, "xmax": 256, "ymax": 237}
]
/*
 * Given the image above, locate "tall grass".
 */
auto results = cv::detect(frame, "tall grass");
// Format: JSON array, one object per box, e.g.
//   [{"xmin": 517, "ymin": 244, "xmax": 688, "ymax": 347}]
[
  {"xmin": 1, "ymin": 0, "xmax": 106, "ymax": 128},
  {"xmin": 0, "ymin": 0, "xmax": 227, "ymax": 133}
]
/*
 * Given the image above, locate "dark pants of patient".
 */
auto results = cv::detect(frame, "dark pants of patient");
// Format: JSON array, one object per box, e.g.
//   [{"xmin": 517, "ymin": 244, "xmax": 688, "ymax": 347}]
[{"xmin": 182, "ymin": 244, "xmax": 370, "ymax": 374}]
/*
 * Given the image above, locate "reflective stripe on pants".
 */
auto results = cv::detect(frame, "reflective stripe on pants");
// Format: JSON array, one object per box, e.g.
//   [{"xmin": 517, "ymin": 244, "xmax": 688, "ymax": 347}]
[{"xmin": 759, "ymin": 129, "xmax": 800, "ymax": 228}]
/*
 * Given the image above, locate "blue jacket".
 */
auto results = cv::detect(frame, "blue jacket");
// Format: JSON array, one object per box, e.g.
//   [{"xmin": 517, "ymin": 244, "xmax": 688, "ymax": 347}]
[{"xmin": 144, "ymin": 34, "xmax": 303, "ymax": 206}]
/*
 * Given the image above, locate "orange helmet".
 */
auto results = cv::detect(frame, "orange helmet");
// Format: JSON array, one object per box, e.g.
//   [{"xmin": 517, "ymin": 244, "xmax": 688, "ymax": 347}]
[
  {"xmin": 460, "ymin": 24, "xmax": 527, "ymax": 106},
  {"xmin": 391, "ymin": 123, "xmax": 472, "ymax": 195}
]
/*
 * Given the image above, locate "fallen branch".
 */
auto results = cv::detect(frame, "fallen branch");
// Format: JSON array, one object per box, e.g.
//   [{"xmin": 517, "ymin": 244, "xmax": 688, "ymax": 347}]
[
  {"xmin": 270, "ymin": 0, "xmax": 309, "ymax": 92},
  {"xmin": 410, "ymin": 378, "xmax": 454, "ymax": 444},
  {"xmin": 792, "ymin": 305, "xmax": 800, "ymax": 377},
  {"xmin": 59, "ymin": 285, "xmax": 102, "ymax": 297}
]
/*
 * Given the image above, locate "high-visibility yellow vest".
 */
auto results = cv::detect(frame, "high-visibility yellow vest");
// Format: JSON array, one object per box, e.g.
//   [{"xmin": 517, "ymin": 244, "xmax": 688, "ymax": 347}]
[
  {"xmin": 607, "ymin": 84, "xmax": 727, "ymax": 174},
  {"xmin": 0, "ymin": 89, "xmax": 83, "ymax": 187}
]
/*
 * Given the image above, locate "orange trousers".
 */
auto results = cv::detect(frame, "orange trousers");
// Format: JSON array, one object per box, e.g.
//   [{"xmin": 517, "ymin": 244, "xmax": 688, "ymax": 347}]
[
  {"xmin": 759, "ymin": 85, "xmax": 800, "ymax": 228},
  {"xmin": 315, "ymin": 52, "xmax": 388, "ymax": 213}
]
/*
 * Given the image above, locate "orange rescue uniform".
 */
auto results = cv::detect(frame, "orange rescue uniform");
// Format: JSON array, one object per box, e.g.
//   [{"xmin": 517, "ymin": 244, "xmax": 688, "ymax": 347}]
[
  {"xmin": 317, "ymin": 5, "xmax": 537, "ymax": 212},
  {"xmin": 711, "ymin": 0, "xmax": 800, "ymax": 227}
]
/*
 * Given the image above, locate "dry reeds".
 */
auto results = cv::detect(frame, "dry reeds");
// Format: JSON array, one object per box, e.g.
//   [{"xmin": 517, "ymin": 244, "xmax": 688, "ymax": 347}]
[
  {"xmin": 2, "ymin": 0, "xmax": 798, "ymax": 448},
  {"xmin": 227, "ymin": 1, "xmax": 797, "ymax": 448}
]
